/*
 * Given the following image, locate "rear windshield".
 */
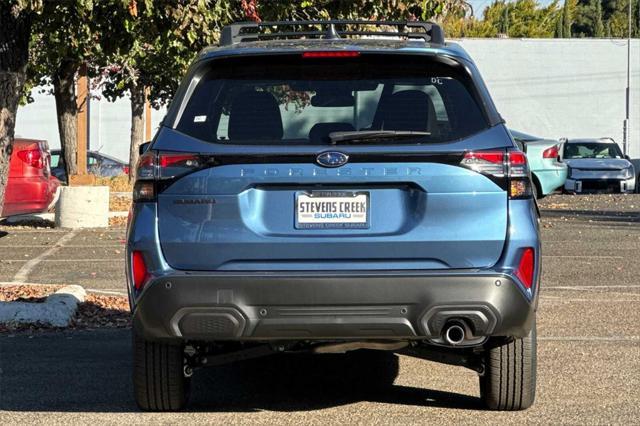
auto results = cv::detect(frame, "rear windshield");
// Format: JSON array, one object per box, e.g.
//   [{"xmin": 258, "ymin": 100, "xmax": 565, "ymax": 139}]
[
  {"xmin": 175, "ymin": 54, "xmax": 489, "ymax": 145},
  {"xmin": 564, "ymin": 142, "xmax": 623, "ymax": 159}
]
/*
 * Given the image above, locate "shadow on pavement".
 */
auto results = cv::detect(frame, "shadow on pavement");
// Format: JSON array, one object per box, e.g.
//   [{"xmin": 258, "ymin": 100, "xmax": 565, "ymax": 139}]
[{"xmin": 0, "ymin": 329, "xmax": 483, "ymax": 413}]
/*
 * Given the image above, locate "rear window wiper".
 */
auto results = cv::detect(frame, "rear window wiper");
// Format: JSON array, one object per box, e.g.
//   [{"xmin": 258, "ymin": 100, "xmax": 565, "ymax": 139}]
[{"xmin": 329, "ymin": 130, "xmax": 431, "ymax": 144}]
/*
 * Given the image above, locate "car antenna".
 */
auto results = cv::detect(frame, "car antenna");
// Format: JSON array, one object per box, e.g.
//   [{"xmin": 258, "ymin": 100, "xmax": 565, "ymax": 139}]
[{"xmin": 323, "ymin": 23, "xmax": 341, "ymax": 40}]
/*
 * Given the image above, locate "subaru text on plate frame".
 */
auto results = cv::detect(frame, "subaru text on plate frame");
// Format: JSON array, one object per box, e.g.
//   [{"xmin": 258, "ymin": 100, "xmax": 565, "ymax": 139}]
[{"xmin": 126, "ymin": 20, "xmax": 540, "ymax": 412}]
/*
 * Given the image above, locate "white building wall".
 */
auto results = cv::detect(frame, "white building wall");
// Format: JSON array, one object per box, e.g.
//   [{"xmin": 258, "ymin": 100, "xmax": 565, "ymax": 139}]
[{"xmin": 15, "ymin": 38, "xmax": 640, "ymax": 161}]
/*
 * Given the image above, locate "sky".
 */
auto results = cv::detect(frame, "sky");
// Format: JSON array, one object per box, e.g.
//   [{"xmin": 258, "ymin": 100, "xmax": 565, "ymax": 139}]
[{"xmin": 467, "ymin": 0, "xmax": 556, "ymax": 17}]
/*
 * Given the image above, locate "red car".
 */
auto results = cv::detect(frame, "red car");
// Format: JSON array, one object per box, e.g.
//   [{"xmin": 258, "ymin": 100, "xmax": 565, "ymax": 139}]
[{"xmin": 1, "ymin": 138, "xmax": 60, "ymax": 217}]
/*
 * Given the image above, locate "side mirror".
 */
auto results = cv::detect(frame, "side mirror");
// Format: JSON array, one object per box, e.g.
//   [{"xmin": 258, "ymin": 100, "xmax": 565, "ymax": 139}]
[
  {"xmin": 139, "ymin": 141, "xmax": 151, "ymax": 156},
  {"xmin": 625, "ymin": 155, "xmax": 631, "ymax": 160}
]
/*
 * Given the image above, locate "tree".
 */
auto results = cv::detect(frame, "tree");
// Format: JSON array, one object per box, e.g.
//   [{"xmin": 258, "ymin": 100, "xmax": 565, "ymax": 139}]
[
  {"xmin": 593, "ymin": 0, "xmax": 605, "ymax": 35},
  {"xmin": 555, "ymin": 10, "xmax": 564, "ymax": 36},
  {"xmin": 562, "ymin": 0, "xmax": 575, "ymax": 36},
  {"xmin": 244, "ymin": 1, "xmax": 472, "ymax": 23},
  {"xmin": 572, "ymin": 0, "xmax": 638, "ymax": 37},
  {"xmin": 0, "ymin": 1, "xmax": 39, "ymax": 213},
  {"xmin": 28, "ymin": 1, "xmax": 98, "ymax": 179},
  {"xmin": 483, "ymin": 0, "xmax": 561, "ymax": 38},
  {"xmin": 95, "ymin": 0, "xmax": 238, "ymax": 181}
]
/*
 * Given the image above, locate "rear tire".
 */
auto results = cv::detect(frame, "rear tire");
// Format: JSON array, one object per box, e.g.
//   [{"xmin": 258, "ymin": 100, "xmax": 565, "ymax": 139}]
[
  {"xmin": 133, "ymin": 331, "xmax": 190, "ymax": 411},
  {"xmin": 479, "ymin": 324, "xmax": 537, "ymax": 411}
]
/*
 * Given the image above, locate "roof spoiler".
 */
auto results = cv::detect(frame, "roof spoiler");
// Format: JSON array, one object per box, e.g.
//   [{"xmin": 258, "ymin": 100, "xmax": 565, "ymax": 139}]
[{"xmin": 219, "ymin": 20, "xmax": 445, "ymax": 47}]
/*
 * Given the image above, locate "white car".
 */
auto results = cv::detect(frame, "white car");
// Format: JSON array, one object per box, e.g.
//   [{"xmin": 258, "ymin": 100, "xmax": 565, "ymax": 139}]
[{"xmin": 562, "ymin": 138, "xmax": 636, "ymax": 193}]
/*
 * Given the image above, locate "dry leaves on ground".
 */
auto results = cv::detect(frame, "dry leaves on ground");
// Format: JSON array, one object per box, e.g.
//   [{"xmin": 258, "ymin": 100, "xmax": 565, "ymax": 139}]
[{"xmin": 0, "ymin": 285, "xmax": 130, "ymax": 334}]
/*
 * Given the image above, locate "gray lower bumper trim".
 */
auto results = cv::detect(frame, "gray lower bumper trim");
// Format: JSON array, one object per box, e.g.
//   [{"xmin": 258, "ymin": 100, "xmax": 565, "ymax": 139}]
[{"xmin": 132, "ymin": 272, "xmax": 535, "ymax": 342}]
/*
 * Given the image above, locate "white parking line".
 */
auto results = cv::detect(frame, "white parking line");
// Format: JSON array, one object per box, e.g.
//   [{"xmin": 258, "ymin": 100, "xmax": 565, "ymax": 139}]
[
  {"xmin": 539, "ymin": 336, "xmax": 640, "ymax": 342},
  {"xmin": 546, "ymin": 285, "xmax": 640, "ymax": 289},
  {"xmin": 0, "ymin": 244, "xmax": 123, "ymax": 248},
  {"xmin": 0, "ymin": 282, "xmax": 128, "ymax": 296},
  {"xmin": 3, "ymin": 259, "xmax": 118, "ymax": 263},
  {"xmin": 12, "ymin": 230, "xmax": 79, "ymax": 283},
  {"xmin": 541, "ymin": 255, "xmax": 624, "ymax": 259}
]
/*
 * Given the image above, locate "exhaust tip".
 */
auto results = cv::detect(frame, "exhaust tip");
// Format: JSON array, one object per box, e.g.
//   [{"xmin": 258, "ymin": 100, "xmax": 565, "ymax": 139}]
[{"xmin": 443, "ymin": 323, "xmax": 466, "ymax": 345}]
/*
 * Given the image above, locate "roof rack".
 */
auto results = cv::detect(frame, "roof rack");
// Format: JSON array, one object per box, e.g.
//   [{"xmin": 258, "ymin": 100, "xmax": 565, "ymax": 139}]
[{"xmin": 219, "ymin": 20, "xmax": 445, "ymax": 47}]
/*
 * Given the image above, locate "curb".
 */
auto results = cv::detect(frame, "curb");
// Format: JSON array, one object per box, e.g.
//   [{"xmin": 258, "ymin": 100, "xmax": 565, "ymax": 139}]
[{"xmin": 0, "ymin": 285, "xmax": 86, "ymax": 327}]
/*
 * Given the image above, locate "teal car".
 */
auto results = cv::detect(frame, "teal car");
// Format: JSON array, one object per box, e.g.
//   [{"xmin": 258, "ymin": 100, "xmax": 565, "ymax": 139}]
[{"xmin": 510, "ymin": 129, "xmax": 568, "ymax": 198}]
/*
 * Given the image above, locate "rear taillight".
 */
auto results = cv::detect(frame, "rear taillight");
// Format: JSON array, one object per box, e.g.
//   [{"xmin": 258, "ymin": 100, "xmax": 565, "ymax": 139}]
[
  {"xmin": 461, "ymin": 150, "xmax": 532, "ymax": 199},
  {"xmin": 543, "ymin": 145, "xmax": 559, "ymax": 159},
  {"xmin": 17, "ymin": 149, "xmax": 45, "ymax": 169},
  {"xmin": 133, "ymin": 151, "xmax": 207, "ymax": 202},
  {"xmin": 515, "ymin": 247, "xmax": 535, "ymax": 290},
  {"xmin": 461, "ymin": 151, "xmax": 505, "ymax": 176},
  {"xmin": 123, "ymin": 166, "xmax": 130, "ymax": 175},
  {"xmin": 131, "ymin": 251, "xmax": 149, "ymax": 291}
]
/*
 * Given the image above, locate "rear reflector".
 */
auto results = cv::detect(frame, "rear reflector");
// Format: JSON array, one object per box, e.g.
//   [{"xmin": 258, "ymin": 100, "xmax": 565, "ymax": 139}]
[
  {"xmin": 133, "ymin": 181, "xmax": 155, "ymax": 202},
  {"xmin": 132, "ymin": 251, "xmax": 149, "ymax": 291},
  {"xmin": 515, "ymin": 248, "xmax": 535, "ymax": 289},
  {"xmin": 302, "ymin": 51, "xmax": 360, "ymax": 58},
  {"xmin": 17, "ymin": 149, "xmax": 45, "ymax": 169},
  {"xmin": 543, "ymin": 145, "xmax": 559, "ymax": 159}
]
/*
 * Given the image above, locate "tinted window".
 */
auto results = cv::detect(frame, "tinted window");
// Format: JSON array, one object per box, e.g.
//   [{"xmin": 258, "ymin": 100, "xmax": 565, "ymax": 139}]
[
  {"xmin": 51, "ymin": 153, "xmax": 61, "ymax": 168},
  {"xmin": 176, "ymin": 55, "xmax": 488, "ymax": 145},
  {"xmin": 564, "ymin": 142, "xmax": 623, "ymax": 159}
]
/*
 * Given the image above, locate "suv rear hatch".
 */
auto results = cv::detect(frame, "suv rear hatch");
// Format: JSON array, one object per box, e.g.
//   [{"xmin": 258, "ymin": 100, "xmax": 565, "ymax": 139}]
[{"xmin": 149, "ymin": 53, "xmax": 514, "ymax": 271}]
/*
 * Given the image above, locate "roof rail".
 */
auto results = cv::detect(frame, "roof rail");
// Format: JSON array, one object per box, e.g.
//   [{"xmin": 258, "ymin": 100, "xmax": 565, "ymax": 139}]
[{"xmin": 219, "ymin": 20, "xmax": 445, "ymax": 46}]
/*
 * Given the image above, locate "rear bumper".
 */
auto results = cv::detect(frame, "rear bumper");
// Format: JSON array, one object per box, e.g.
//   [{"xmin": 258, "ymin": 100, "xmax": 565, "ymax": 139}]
[
  {"xmin": 564, "ymin": 177, "xmax": 635, "ymax": 193},
  {"xmin": 132, "ymin": 271, "xmax": 536, "ymax": 342},
  {"xmin": 1, "ymin": 176, "xmax": 57, "ymax": 217}
]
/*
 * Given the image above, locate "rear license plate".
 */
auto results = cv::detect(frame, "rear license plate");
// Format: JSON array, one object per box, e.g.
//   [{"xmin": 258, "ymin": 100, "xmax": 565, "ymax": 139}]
[{"xmin": 295, "ymin": 191, "xmax": 369, "ymax": 229}]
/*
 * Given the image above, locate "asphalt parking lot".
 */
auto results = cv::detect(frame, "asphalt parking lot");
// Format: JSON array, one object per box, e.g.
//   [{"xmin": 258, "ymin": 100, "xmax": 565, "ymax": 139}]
[{"xmin": 1, "ymin": 194, "xmax": 639, "ymax": 424}]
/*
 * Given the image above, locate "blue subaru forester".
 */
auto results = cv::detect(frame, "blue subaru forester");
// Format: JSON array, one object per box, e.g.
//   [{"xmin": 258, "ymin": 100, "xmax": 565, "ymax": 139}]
[{"xmin": 127, "ymin": 21, "xmax": 540, "ymax": 411}]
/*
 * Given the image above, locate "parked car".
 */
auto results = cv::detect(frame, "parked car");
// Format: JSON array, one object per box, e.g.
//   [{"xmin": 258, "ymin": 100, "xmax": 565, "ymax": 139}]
[
  {"xmin": 50, "ymin": 150, "xmax": 129, "ymax": 183},
  {"xmin": 1, "ymin": 138, "xmax": 60, "ymax": 217},
  {"xmin": 510, "ymin": 129, "xmax": 567, "ymax": 198},
  {"xmin": 127, "ymin": 21, "xmax": 540, "ymax": 412},
  {"xmin": 561, "ymin": 138, "xmax": 635, "ymax": 193}
]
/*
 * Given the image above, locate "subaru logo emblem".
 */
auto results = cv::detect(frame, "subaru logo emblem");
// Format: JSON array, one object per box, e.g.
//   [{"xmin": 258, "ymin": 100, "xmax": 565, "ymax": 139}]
[{"xmin": 316, "ymin": 151, "xmax": 349, "ymax": 168}]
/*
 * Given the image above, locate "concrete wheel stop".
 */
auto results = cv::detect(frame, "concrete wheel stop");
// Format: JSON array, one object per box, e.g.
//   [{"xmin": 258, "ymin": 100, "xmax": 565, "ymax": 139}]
[{"xmin": 0, "ymin": 285, "xmax": 86, "ymax": 327}]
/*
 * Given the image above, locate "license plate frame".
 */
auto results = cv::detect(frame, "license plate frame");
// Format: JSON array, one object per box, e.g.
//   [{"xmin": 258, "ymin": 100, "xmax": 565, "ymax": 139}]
[{"xmin": 295, "ymin": 190, "xmax": 370, "ymax": 229}]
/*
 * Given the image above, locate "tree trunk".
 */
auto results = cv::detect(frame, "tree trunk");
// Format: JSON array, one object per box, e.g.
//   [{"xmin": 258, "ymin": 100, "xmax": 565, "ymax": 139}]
[
  {"xmin": 129, "ymin": 81, "xmax": 146, "ymax": 183},
  {"xmin": 52, "ymin": 60, "xmax": 79, "ymax": 179},
  {"xmin": 0, "ymin": 7, "xmax": 32, "ymax": 214}
]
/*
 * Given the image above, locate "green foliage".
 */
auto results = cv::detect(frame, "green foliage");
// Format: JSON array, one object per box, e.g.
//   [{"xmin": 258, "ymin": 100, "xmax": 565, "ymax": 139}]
[
  {"xmin": 28, "ymin": 0, "xmax": 98, "ymax": 87},
  {"xmin": 246, "ymin": 1, "xmax": 470, "ymax": 22},
  {"xmin": 573, "ymin": 0, "xmax": 639, "ymax": 37},
  {"xmin": 94, "ymin": 0, "xmax": 240, "ymax": 108},
  {"xmin": 562, "ymin": 0, "xmax": 575, "ymax": 36},
  {"xmin": 481, "ymin": 0, "xmax": 561, "ymax": 38}
]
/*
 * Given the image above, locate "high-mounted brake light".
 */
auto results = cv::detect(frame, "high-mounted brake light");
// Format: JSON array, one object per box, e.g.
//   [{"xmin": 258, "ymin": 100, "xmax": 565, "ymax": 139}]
[
  {"xmin": 17, "ymin": 149, "xmax": 45, "ymax": 169},
  {"xmin": 515, "ymin": 248, "xmax": 535, "ymax": 290},
  {"xmin": 543, "ymin": 145, "xmax": 559, "ymax": 159},
  {"xmin": 132, "ymin": 251, "xmax": 149, "ymax": 291},
  {"xmin": 461, "ymin": 150, "xmax": 532, "ymax": 199},
  {"xmin": 302, "ymin": 51, "xmax": 360, "ymax": 58}
]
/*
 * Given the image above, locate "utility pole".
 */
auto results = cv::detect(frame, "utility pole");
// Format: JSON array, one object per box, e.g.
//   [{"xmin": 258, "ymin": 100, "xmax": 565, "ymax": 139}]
[{"xmin": 623, "ymin": 0, "xmax": 631, "ymax": 156}]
